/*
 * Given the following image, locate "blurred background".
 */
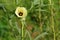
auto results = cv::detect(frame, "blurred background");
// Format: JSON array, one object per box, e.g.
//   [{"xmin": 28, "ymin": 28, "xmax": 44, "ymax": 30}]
[{"xmin": 0, "ymin": 0, "xmax": 60, "ymax": 40}]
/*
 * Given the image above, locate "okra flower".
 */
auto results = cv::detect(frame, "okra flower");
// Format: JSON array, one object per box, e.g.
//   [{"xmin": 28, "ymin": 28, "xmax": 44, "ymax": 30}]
[{"xmin": 15, "ymin": 7, "xmax": 27, "ymax": 20}]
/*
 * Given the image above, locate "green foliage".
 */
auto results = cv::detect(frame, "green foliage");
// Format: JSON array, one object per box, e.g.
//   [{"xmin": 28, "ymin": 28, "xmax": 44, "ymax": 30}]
[{"xmin": 0, "ymin": 0, "xmax": 60, "ymax": 40}]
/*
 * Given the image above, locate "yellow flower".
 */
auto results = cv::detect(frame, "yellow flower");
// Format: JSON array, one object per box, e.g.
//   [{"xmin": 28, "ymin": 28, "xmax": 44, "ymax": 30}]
[{"xmin": 15, "ymin": 7, "xmax": 27, "ymax": 20}]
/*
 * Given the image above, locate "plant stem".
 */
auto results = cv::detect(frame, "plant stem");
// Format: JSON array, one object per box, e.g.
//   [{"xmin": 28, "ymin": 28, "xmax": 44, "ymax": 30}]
[
  {"xmin": 48, "ymin": 0, "xmax": 55, "ymax": 40},
  {"xmin": 21, "ymin": 20, "xmax": 25, "ymax": 40},
  {"xmin": 39, "ymin": 0, "xmax": 42, "ymax": 33}
]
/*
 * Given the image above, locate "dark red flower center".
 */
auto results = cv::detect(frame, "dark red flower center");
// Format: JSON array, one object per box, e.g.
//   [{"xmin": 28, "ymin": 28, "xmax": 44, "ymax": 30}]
[{"xmin": 19, "ymin": 12, "xmax": 23, "ymax": 16}]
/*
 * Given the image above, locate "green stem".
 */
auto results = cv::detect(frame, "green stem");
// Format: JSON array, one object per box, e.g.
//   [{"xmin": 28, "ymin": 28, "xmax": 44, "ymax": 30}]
[
  {"xmin": 21, "ymin": 20, "xmax": 25, "ymax": 40},
  {"xmin": 48, "ymin": 0, "xmax": 55, "ymax": 40},
  {"xmin": 39, "ymin": 0, "xmax": 42, "ymax": 33}
]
